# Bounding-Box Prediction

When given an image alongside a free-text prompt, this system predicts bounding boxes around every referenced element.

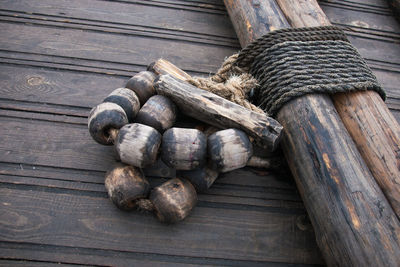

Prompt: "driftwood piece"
[224,0,400,266]
[276,0,400,227]
[148,59,192,81]
[154,74,283,151]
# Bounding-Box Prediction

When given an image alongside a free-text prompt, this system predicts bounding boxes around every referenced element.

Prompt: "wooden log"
[223,0,400,266]
[387,0,400,19]
[276,0,400,226]
[148,59,192,81]
[154,74,283,151]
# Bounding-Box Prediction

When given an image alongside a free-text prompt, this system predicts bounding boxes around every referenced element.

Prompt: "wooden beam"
[223,0,400,266]
[154,74,283,151]
[276,0,400,232]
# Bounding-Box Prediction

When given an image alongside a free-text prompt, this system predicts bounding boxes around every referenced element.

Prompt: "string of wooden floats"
[88,69,283,223]
[87,1,400,265]
[223,0,400,266]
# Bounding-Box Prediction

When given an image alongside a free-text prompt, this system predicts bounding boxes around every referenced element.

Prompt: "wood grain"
[155,74,283,151]
[0,187,323,264]
[277,0,400,223]
[225,0,400,265]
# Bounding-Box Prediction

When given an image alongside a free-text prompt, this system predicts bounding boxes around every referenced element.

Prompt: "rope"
[135,198,154,212]
[236,26,349,69]
[189,54,264,114]
[197,26,385,117]
[251,40,384,115]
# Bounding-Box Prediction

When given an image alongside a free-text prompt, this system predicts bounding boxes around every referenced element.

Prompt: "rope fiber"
[192,26,385,117]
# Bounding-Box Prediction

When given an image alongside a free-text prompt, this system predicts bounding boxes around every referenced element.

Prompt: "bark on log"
[387,0,400,19]
[154,74,283,151]
[276,0,400,226]
[224,0,400,266]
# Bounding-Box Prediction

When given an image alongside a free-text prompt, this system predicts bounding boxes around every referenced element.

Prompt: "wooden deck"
[0,0,399,266]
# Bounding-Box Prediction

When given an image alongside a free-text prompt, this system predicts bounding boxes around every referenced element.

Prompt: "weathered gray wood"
[125,71,157,106]
[103,88,140,122]
[208,128,253,173]
[88,102,128,145]
[150,178,197,224]
[135,95,177,133]
[247,156,282,170]
[115,123,161,168]
[161,128,207,170]
[105,163,150,211]
[177,165,219,193]
[0,187,322,264]
[154,75,283,151]
[225,0,400,266]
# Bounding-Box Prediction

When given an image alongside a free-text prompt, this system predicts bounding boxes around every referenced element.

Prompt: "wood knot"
[27,76,45,86]
[296,214,312,231]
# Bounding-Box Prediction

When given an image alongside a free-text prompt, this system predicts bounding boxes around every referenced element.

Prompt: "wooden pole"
[223,0,400,266]
[276,0,400,224]
[154,74,282,151]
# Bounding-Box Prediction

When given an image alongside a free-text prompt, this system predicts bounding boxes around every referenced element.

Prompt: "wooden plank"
[0,243,214,267]
[0,11,238,48]
[0,260,82,267]
[1,63,399,123]
[0,187,323,264]
[0,170,304,211]
[0,22,236,74]
[0,115,303,209]
[0,161,298,195]
[319,1,398,31]
[0,65,127,109]
[319,0,391,15]
[0,0,237,38]
[0,241,321,267]
[345,34,400,66]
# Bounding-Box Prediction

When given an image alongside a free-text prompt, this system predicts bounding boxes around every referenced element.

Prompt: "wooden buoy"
[208,128,253,172]
[149,178,197,223]
[125,71,157,106]
[88,102,128,145]
[161,128,207,170]
[103,88,140,122]
[177,166,219,193]
[115,123,162,168]
[135,95,177,133]
[105,163,150,210]
[224,1,400,266]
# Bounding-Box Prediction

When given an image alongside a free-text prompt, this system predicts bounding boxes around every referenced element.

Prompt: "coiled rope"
[191,26,385,117]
